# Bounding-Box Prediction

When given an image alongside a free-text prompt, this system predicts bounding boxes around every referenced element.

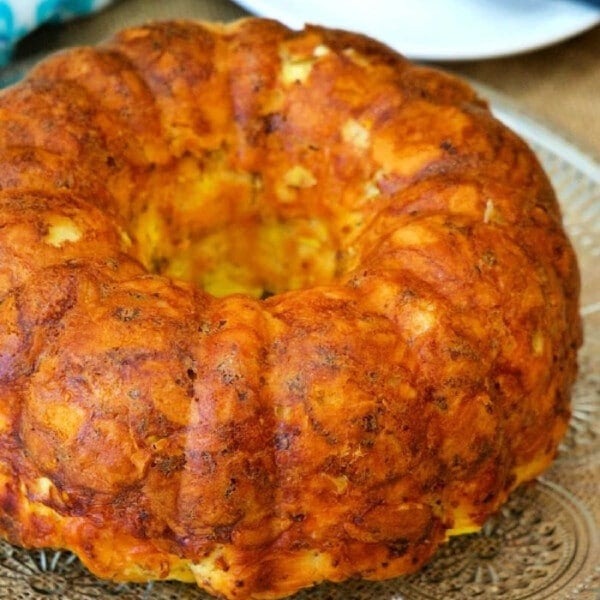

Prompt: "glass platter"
[0,86,598,599]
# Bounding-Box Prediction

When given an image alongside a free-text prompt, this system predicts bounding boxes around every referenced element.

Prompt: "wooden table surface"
[14,0,600,159]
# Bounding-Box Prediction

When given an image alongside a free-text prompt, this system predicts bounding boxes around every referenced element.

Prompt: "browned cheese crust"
[0,18,581,599]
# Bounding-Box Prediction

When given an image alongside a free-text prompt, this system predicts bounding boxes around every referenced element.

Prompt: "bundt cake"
[0,17,581,599]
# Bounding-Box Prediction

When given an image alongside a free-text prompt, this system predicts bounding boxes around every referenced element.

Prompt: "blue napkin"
[0,0,113,66]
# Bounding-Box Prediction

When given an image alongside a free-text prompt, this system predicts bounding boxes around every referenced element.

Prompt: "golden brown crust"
[0,18,580,599]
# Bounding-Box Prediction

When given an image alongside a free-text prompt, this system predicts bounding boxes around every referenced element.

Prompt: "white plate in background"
[233,0,600,60]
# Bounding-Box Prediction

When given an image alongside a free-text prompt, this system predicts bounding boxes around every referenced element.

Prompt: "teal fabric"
[0,0,113,65]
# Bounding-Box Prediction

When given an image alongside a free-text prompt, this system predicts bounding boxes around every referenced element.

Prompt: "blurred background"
[1,0,599,157]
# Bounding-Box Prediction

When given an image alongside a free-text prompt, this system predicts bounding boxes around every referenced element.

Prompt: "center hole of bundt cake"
[128,152,348,298]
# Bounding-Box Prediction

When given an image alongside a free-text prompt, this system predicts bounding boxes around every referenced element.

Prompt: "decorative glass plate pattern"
[0,87,598,599]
